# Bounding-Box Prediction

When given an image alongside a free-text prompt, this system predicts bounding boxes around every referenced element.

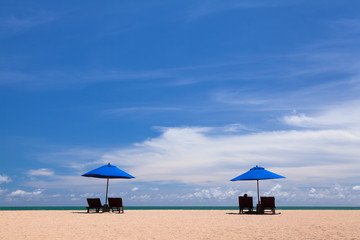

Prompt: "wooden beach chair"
[86,198,103,213]
[238,196,254,214]
[108,197,124,213]
[260,196,276,214]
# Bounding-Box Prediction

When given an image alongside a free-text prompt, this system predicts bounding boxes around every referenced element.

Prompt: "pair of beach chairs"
[86,198,124,213]
[238,196,276,214]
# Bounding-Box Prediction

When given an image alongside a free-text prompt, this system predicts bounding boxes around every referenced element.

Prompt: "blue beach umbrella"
[230,165,285,204]
[82,163,135,205]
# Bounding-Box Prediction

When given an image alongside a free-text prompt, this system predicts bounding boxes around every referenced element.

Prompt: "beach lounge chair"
[108,197,124,213]
[238,196,254,214]
[86,198,103,213]
[260,196,276,214]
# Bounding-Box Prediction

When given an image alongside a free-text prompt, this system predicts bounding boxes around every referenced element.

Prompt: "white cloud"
[283,100,360,129]
[129,194,151,201]
[8,189,43,197]
[223,123,253,132]
[97,122,359,186]
[69,193,79,201]
[49,100,360,192]
[264,184,291,198]
[27,168,54,176]
[80,192,101,198]
[353,185,360,191]
[131,187,139,191]
[283,113,314,127]
[30,100,360,204]
[0,175,11,184]
[191,187,239,200]
[305,184,353,200]
[308,188,330,199]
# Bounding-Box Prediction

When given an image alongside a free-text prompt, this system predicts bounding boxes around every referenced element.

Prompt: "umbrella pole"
[257,179,260,204]
[105,177,109,205]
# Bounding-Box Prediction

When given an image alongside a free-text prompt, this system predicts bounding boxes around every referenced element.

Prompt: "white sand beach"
[0,210,359,240]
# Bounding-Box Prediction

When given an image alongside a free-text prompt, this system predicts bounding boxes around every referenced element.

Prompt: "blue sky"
[1,0,360,206]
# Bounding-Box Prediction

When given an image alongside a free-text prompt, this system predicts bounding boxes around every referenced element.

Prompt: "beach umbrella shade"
[82,163,135,205]
[230,165,285,204]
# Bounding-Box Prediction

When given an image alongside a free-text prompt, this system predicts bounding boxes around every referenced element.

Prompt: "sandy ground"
[0,210,359,240]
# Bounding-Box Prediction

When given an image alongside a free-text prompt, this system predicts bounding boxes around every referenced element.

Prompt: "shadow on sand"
[226,212,281,215]
[72,211,124,214]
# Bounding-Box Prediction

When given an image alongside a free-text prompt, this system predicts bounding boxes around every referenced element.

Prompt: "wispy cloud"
[282,100,360,129]
[187,0,279,21]
[35,148,107,171]
[213,75,360,112]
[0,61,251,89]
[27,168,54,176]
[25,176,109,189]
[1,44,360,93]
[0,15,55,35]
[0,175,12,184]
[104,107,182,115]
[331,18,360,35]
[2,16,54,28]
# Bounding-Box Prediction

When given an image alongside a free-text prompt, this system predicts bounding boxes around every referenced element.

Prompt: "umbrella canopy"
[82,163,135,179]
[82,163,135,205]
[230,166,285,204]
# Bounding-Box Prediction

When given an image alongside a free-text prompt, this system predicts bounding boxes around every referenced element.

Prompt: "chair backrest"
[260,197,275,208]
[239,196,253,209]
[108,198,123,208]
[87,198,102,208]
